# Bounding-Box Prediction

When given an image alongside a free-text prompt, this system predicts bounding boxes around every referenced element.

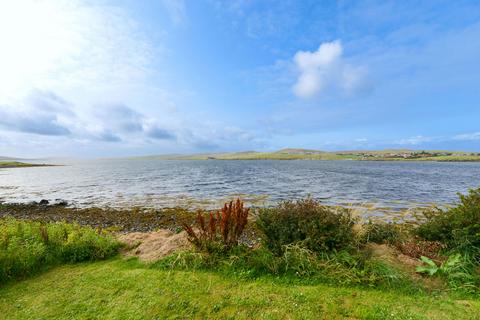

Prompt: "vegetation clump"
[360,221,404,245]
[0,218,120,283]
[416,187,480,260]
[256,198,356,255]
[182,199,249,253]
[4,189,480,296]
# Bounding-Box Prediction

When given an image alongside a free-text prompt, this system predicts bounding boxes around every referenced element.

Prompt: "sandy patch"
[117,229,191,262]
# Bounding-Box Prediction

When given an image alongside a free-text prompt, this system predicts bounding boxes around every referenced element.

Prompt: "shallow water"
[0,159,479,211]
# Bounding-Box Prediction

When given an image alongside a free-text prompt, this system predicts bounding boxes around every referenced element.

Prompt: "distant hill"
[275,148,326,154]
[129,148,480,162]
[0,156,21,161]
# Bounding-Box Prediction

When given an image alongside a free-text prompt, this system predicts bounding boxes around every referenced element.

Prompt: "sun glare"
[0,1,82,103]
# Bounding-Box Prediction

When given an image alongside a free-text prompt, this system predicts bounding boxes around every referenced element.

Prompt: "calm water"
[1,159,480,211]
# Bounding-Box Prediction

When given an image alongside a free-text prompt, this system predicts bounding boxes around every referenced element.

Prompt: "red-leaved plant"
[183,199,249,252]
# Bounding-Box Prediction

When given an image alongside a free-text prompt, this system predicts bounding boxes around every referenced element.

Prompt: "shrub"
[281,243,319,277]
[361,221,403,245]
[155,244,418,291]
[416,254,478,292]
[256,198,356,255]
[0,218,120,283]
[398,237,445,260]
[182,199,249,253]
[416,188,480,259]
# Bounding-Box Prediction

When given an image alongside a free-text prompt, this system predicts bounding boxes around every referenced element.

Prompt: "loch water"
[1,159,480,211]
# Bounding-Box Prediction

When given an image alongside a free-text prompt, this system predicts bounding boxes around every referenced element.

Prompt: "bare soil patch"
[118,229,191,262]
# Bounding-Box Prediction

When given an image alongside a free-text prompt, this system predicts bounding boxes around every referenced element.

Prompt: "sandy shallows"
[117,229,191,262]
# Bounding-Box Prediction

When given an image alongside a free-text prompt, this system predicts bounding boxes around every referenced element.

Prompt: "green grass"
[0,161,50,168]
[1,258,479,320]
[415,155,480,162]
[132,150,480,162]
[0,218,120,283]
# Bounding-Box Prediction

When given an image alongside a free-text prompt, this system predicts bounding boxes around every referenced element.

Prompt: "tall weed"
[0,218,120,283]
[183,199,249,253]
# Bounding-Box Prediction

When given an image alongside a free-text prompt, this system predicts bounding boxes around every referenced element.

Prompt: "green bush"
[154,245,418,291]
[416,188,480,260]
[416,253,479,292]
[0,218,120,283]
[256,198,356,255]
[361,221,403,245]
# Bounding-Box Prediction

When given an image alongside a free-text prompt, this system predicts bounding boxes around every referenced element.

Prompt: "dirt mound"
[117,229,191,262]
[367,243,421,269]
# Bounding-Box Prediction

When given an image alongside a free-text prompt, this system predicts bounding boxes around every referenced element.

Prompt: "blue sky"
[0,0,480,157]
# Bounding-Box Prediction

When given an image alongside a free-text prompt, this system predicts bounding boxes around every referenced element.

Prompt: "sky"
[0,0,480,158]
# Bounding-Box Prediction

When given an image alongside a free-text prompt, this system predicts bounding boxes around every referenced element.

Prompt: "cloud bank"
[0,91,72,136]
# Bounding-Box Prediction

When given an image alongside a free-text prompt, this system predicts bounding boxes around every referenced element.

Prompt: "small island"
[0,161,53,169]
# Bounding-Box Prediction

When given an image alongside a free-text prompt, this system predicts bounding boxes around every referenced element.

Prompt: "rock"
[39,199,49,205]
[54,199,68,206]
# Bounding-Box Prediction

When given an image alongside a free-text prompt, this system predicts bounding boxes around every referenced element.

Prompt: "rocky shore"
[0,202,196,232]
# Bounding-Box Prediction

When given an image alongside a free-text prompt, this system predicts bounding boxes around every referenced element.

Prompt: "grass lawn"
[1,258,478,320]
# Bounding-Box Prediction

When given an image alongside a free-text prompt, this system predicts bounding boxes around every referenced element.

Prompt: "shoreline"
[162,158,480,162]
[0,202,196,232]
[0,200,425,233]
[0,162,56,169]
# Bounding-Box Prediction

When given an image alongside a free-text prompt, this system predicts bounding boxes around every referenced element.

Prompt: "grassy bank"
[1,258,479,320]
[0,218,120,283]
[0,161,52,168]
[2,189,480,318]
[135,149,480,162]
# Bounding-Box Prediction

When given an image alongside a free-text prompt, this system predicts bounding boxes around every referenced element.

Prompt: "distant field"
[134,149,480,162]
[0,161,50,168]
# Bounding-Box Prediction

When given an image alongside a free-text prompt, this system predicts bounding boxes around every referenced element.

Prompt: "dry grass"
[117,230,190,262]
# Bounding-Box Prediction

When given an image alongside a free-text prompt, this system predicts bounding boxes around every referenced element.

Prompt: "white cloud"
[453,132,480,141]
[0,91,177,147]
[90,104,176,142]
[0,1,182,155]
[0,91,74,136]
[292,40,371,99]
[396,135,433,145]
[161,0,187,25]
[0,1,153,105]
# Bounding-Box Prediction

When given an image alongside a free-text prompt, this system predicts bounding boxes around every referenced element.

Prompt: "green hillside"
[131,149,480,162]
[0,161,51,168]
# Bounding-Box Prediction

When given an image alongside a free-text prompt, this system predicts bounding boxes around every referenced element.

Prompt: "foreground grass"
[1,258,479,320]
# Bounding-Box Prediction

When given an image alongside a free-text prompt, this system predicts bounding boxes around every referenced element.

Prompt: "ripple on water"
[0,160,479,214]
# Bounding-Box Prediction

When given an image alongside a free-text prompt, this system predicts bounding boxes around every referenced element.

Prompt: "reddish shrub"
[398,237,446,260]
[183,199,249,252]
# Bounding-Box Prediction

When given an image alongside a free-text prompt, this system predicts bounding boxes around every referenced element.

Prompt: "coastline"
[132,153,480,162]
[0,202,196,232]
[0,162,56,169]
